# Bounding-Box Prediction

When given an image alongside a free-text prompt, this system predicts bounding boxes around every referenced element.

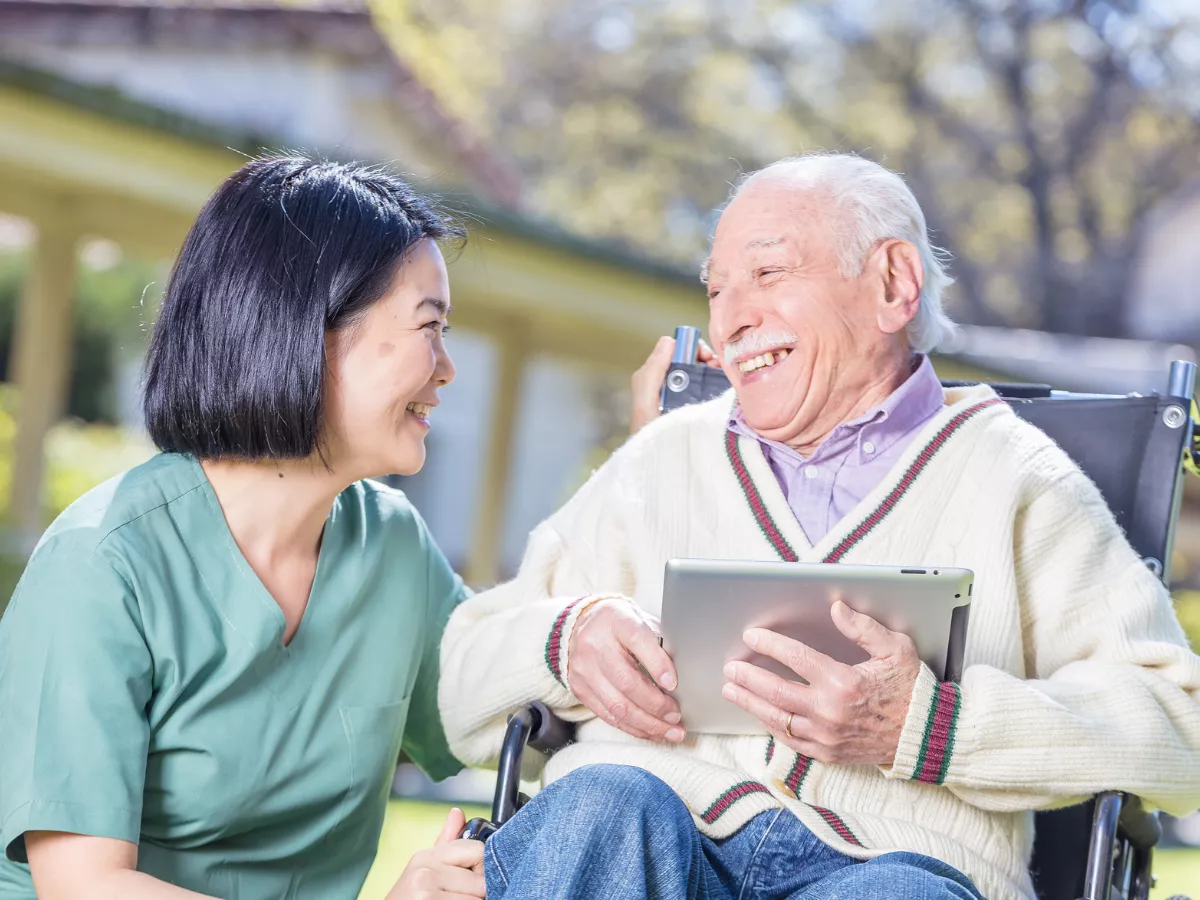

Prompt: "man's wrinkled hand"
[720,600,920,766]
[567,600,686,743]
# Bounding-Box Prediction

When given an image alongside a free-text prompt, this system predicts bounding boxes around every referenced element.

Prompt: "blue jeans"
[485,764,983,900]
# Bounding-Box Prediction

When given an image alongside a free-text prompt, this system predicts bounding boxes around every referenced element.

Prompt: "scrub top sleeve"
[0,545,153,864]
[401,516,469,782]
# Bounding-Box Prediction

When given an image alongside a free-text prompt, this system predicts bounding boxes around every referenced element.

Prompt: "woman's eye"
[424,320,448,335]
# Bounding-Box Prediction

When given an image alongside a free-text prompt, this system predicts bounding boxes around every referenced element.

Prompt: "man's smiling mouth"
[737,348,791,374]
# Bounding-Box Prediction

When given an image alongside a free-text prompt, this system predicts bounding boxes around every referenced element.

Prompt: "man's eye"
[756,268,783,279]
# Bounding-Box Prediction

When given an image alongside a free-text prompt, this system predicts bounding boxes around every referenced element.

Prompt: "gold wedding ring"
[785,712,796,739]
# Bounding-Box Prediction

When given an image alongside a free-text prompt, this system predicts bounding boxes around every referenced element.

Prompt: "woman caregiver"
[0,156,667,900]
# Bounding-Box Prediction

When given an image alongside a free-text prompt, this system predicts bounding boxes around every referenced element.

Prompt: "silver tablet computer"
[659,559,972,735]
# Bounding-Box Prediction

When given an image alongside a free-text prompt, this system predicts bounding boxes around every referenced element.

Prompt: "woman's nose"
[434,340,456,386]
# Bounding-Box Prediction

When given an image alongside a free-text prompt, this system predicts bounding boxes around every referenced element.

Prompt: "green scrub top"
[0,453,465,899]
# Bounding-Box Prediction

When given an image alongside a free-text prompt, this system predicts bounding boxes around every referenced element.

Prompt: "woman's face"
[324,239,455,479]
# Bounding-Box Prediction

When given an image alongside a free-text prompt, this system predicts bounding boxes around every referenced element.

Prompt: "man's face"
[705,180,893,446]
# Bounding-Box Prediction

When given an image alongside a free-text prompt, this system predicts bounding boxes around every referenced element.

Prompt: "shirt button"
[863,441,876,455]
[804,467,819,480]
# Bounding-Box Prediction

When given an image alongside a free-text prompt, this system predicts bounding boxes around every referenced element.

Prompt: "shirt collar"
[727,354,945,457]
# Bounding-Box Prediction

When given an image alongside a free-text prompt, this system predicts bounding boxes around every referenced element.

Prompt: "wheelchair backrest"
[661,358,1197,900]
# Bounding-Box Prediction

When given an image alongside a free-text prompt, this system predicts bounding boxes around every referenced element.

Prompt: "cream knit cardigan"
[439,385,1200,900]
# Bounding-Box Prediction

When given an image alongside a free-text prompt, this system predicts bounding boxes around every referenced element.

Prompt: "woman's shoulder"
[37,453,207,559]
[338,478,428,541]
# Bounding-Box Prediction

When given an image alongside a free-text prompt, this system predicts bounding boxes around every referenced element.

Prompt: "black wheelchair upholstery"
[468,355,1199,900]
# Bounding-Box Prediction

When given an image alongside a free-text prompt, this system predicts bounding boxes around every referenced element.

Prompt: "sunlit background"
[1,0,1199,895]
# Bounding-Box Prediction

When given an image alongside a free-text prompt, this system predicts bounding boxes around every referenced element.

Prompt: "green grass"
[364,801,1200,899]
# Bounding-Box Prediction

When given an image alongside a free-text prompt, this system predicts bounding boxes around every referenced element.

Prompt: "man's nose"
[710,291,763,349]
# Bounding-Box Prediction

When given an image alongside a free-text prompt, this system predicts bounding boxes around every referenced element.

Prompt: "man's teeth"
[737,349,791,374]
[406,402,431,420]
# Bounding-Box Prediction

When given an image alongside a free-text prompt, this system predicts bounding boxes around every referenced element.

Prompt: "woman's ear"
[875,240,923,336]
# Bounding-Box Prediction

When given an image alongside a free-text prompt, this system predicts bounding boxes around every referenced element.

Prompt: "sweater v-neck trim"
[723,390,1008,564]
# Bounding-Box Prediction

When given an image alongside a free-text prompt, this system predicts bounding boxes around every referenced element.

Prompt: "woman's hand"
[386,808,486,900]
[628,335,719,435]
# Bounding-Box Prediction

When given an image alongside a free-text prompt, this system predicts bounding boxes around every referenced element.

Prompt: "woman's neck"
[200,457,351,565]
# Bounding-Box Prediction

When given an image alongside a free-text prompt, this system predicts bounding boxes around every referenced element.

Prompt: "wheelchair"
[464,351,1200,900]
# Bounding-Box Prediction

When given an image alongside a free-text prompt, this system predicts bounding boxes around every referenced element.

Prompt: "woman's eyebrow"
[417,297,452,316]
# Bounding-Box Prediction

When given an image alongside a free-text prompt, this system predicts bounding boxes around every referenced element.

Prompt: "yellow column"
[8,219,79,547]
[465,324,528,587]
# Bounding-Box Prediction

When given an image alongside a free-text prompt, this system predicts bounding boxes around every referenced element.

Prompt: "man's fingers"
[436,808,466,845]
[698,338,722,367]
[600,641,680,723]
[830,600,911,658]
[743,628,841,682]
[721,680,814,738]
[767,728,827,762]
[723,661,810,716]
[586,666,684,742]
[621,619,678,692]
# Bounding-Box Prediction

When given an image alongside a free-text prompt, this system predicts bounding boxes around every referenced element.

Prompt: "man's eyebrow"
[746,236,786,251]
[418,297,452,316]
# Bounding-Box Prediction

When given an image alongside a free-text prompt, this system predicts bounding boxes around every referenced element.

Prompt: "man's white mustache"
[723,330,799,366]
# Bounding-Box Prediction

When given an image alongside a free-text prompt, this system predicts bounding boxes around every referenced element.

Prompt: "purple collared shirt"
[728,355,945,545]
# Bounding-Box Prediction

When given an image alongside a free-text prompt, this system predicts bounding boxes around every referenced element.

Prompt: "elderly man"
[438,153,1200,900]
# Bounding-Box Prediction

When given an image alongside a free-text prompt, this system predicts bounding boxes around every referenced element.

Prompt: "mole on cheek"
[379,341,395,357]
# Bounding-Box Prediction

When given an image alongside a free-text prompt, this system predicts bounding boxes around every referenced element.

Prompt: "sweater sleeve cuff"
[882,663,963,785]
[547,594,631,691]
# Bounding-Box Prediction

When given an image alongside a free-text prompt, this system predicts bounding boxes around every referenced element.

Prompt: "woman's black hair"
[142,154,463,459]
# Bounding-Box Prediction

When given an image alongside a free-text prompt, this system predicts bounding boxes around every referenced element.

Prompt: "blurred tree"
[376,0,1200,337]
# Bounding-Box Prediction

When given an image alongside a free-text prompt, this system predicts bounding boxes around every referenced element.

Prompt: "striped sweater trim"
[544,598,586,685]
[724,429,799,562]
[784,753,813,796]
[765,737,776,765]
[913,682,962,785]
[700,781,772,825]
[726,398,1005,565]
[810,805,864,847]
[823,399,1006,563]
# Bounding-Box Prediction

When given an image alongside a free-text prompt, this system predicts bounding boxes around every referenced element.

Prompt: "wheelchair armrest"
[1117,794,1162,852]
[528,700,576,753]
[470,703,575,840]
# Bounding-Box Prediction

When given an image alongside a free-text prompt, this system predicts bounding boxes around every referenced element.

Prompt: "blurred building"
[0,0,704,581]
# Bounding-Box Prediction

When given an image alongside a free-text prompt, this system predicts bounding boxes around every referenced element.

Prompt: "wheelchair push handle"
[460,702,575,842]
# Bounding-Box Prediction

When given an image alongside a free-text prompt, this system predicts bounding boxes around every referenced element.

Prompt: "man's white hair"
[711,153,957,354]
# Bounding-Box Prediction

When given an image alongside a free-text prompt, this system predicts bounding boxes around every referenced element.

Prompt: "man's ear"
[874,240,923,336]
